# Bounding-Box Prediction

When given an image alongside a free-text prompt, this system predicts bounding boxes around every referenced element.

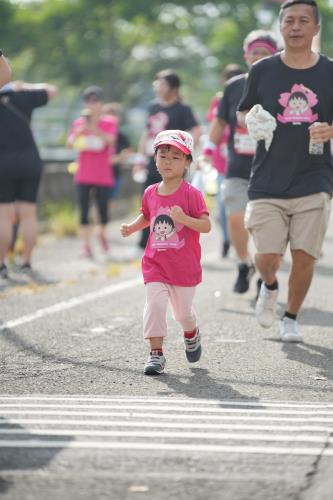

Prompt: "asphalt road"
[0,207,332,500]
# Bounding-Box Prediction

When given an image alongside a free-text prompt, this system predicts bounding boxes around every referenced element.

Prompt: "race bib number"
[234,127,256,156]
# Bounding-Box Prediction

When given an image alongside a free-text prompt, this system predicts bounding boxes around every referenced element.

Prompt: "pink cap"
[153,130,194,156]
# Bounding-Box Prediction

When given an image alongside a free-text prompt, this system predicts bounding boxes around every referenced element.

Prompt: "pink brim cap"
[155,140,191,155]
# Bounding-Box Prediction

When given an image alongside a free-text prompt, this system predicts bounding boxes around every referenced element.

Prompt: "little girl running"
[120,130,211,375]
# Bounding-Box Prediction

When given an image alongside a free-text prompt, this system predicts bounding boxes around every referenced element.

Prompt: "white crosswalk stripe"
[1,396,333,456]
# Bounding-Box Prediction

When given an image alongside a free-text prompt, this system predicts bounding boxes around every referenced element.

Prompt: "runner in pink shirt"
[120,130,211,375]
[67,86,117,258]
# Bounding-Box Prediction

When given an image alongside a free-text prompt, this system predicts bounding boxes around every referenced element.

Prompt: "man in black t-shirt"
[0,81,58,278]
[133,69,201,251]
[238,0,333,342]
[207,31,278,294]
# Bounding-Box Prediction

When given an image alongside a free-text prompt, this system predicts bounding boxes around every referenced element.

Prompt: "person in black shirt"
[238,0,333,342]
[207,31,278,294]
[0,81,58,278]
[133,69,201,252]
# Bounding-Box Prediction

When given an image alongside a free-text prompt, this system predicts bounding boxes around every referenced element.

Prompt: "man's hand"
[309,122,333,144]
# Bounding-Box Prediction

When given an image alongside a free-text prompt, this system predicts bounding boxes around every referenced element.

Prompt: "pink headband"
[244,40,278,57]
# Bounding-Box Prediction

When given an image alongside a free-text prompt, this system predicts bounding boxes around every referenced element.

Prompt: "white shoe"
[255,283,278,328]
[279,317,303,343]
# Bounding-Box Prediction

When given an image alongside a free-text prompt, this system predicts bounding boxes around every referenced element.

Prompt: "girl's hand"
[170,205,186,224]
[120,223,132,237]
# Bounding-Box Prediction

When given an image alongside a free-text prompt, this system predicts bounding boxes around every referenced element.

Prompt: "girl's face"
[155,145,190,181]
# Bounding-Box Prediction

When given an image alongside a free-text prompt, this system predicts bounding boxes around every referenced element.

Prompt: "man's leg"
[287,249,315,315]
[0,203,15,266]
[16,201,38,265]
[228,211,250,262]
[255,252,281,285]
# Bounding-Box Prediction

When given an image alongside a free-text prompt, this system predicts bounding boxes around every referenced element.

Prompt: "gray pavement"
[0,205,333,500]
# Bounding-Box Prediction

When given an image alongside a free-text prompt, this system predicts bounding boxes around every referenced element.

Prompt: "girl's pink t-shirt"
[68,115,117,186]
[141,181,209,287]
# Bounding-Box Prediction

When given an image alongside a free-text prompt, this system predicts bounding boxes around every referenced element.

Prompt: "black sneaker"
[233,263,255,294]
[20,263,33,276]
[222,241,230,258]
[0,264,8,279]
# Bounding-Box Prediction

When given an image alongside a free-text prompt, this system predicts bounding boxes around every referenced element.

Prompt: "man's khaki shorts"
[244,192,332,259]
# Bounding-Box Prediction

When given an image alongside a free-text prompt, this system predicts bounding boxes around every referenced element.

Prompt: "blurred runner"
[67,86,117,258]
[206,31,278,293]
[0,80,58,279]
[203,63,245,258]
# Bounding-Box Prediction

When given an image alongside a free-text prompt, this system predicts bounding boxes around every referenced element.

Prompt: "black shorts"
[0,173,41,203]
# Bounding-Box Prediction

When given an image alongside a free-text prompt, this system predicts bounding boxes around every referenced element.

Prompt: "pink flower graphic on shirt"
[277,84,318,124]
[151,207,185,250]
[148,112,169,136]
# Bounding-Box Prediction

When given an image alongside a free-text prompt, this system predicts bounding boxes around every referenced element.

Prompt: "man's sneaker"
[233,263,255,293]
[0,264,8,279]
[144,352,166,375]
[279,317,303,343]
[184,328,201,363]
[255,282,278,328]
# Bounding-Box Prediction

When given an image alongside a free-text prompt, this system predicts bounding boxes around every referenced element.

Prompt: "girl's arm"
[120,213,150,237]
[170,206,211,233]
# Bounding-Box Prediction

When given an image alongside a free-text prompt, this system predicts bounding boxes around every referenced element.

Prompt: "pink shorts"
[143,282,197,339]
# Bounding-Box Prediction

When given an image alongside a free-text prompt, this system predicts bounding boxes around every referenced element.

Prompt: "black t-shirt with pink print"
[238,53,333,200]
[145,99,198,167]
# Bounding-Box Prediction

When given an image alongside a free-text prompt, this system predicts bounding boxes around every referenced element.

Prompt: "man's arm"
[0,54,12,88]
[10,81,58,100]
[208,117,227,146]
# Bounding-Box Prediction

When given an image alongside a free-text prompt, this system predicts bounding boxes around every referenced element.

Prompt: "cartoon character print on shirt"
[277,84,318,125]
[145,112,170,156]
[151,207,185,251]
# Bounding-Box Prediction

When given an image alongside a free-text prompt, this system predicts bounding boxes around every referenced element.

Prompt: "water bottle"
[309,122,324,155]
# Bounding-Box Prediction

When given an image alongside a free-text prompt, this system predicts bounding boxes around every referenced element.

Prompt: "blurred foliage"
[2,0,333,116]
[40,201,79,237]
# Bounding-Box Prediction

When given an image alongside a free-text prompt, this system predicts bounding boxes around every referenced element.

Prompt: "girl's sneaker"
[144,352,166,375]
[184,328,202,363]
